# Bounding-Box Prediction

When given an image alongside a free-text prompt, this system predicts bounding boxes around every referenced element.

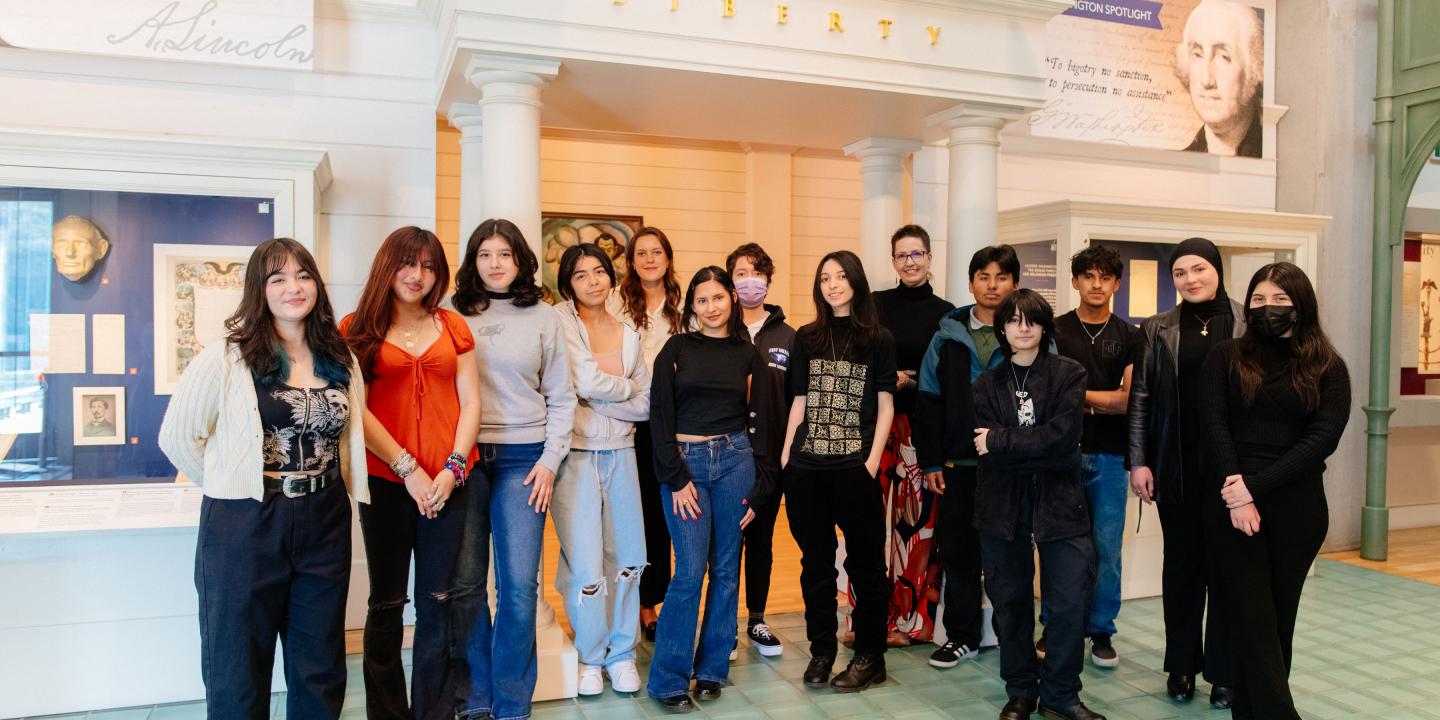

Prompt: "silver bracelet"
[390,450,419,479]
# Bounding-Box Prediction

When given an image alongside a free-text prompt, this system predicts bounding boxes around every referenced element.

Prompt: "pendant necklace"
[400,314,428,351]
[1198,316,1212,337]
[1080,315,1111,345]
[1011,361,1036,427]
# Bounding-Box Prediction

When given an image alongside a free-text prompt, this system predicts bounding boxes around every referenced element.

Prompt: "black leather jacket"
[1126,300,1246,504]
[972,352,1089,542]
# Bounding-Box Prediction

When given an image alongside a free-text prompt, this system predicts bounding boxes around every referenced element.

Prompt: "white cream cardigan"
[158,341,370,504]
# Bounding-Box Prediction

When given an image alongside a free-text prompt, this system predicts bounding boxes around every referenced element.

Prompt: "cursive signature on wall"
[105,0,313,66]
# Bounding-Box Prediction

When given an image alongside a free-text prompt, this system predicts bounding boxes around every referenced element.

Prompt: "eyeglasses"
[892,251,929,264]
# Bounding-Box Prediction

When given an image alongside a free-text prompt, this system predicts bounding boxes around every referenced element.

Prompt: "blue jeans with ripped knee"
[552,446,649,667]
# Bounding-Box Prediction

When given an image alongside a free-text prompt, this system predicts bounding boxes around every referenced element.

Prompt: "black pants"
[195,479,351,720]
[740,472,784,617]
[636,421,673,608]
[1207,477,1328,720]
[1157,494,1232,685]
[936,464,984,647]
[786,463,891,657]
[359,475,471,720]
[980,500,1095,709]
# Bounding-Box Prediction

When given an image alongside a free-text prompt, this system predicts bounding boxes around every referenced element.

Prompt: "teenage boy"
[1038,244,1138,669]
[915,244,1020,668]
[726,242,796,658]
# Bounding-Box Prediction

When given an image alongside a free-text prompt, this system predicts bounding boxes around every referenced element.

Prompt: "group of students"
[158,218,1349,720]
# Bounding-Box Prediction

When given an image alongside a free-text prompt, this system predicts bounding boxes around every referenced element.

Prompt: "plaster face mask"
[1247,304,1297,338]
[51,216,110,282]
[734,277,769,308]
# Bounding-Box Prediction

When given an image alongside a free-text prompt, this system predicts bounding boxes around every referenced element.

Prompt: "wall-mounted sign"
[0,0,315,70]
[1029,0,1267,158]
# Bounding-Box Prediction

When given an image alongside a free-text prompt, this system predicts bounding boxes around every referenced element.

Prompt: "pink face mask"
[734,277,768,308]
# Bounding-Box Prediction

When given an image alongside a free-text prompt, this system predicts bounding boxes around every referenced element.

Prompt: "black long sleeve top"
[649,331,776,505]
[875,282,953,415]
[1197,336,1351,500]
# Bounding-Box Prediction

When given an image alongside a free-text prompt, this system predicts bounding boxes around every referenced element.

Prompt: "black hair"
[890,224,931,251]
[993,288,1056,358]
[682,266,747,339]
[804,250,879,356]
[557,243,617,302]
[453,218,544,314]
[1070,244,1124,280]
[968,244,1020,282]
[725,242,776,281]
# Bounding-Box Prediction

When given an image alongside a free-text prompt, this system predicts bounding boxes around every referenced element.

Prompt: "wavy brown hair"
[453,218,544,314]
[1235,262,1338,410]
[803,250,880,356]
[344,226,449,381]
[226,238,352,386]
[618,226,682,333]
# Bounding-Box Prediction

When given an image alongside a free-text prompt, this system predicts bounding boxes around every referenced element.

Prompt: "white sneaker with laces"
[577,663,605,696]
[607,660,641,693]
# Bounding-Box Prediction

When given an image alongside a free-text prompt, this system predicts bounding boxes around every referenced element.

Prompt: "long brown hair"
[453,218,544,314]
[344,226,449,381]
[619,226,682,333]
[1234,262,1337,410]
[226,238,353,386]
[804,250,880,356]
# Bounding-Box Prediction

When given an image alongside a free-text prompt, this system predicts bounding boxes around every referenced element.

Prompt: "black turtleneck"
[875,281,954,414]
[1176,301,1231,495]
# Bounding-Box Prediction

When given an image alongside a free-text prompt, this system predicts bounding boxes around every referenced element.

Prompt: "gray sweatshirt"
[456,296,577,473]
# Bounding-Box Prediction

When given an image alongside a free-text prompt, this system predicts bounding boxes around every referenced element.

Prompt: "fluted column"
[844,138,921,286]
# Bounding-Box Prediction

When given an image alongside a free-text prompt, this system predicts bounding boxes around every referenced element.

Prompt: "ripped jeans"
[552,446,649,667]
[358,474,471,720]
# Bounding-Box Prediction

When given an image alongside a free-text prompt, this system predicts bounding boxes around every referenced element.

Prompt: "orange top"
[340,308,479,483]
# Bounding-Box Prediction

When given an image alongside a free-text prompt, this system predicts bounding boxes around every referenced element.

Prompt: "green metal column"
[1362,0,1394,560]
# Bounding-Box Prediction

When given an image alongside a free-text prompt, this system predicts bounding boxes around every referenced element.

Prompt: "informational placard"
[28,313,87,374]
[92,314,127,375]
[1030,0,1267,158]
[0,485,202,534]
[0,0,315,70]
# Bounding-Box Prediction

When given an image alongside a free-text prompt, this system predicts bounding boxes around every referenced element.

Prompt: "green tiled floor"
[32,559,1440,719]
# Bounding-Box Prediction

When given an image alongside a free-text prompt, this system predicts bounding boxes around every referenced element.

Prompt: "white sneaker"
[607,660,641,693]
[730,641,739,661]
[577,663,605,696]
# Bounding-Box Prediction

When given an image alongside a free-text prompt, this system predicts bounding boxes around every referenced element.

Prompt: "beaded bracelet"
[444,451,468,487]
[390,450,419,479]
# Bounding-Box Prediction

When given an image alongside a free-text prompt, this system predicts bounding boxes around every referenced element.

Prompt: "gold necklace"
[399,314,428,350]
[1198,316,1212,337]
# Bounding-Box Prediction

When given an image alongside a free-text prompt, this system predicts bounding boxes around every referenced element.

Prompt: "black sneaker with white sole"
[1089,633,1119,668]
[928,640,978,668]
[747,623,784,657]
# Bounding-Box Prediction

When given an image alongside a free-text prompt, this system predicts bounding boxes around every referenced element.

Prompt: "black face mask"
[1248,304,1297,338]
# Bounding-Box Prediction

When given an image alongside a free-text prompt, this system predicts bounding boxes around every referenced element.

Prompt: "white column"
[843,138,921,288]
[467,55,560,256]
[446,102,484,245]
[926,104,1024,304]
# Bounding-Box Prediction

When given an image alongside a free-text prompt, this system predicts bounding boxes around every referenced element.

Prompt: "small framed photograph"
[73,386,126,446]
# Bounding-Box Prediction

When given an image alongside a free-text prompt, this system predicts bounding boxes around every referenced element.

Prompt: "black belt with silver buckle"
[263,467,340,499]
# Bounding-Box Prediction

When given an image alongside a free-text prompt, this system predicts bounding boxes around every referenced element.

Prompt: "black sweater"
[649,332,777,506]
[875,282,953,414]
[1198,336,1351,500]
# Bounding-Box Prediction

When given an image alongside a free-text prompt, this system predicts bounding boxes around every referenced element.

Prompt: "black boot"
[1000,696,1037,719]
[694,680,723,700]
[1037,702,1107,720]
[830,653,886,693]
[654,694,695,713]
[1209,685,1234,709]
[1167,673,1196,701]
[803,655,835,688]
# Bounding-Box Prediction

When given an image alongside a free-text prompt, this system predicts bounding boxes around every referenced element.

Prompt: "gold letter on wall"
[878,18,893,38]
[927,25,941,44]
[723,0,734,16]
[777,4,789,23]
[672,0,679,9]
[828,12,844,32]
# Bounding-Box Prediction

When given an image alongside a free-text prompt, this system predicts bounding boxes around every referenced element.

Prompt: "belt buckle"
[281,474,311,498]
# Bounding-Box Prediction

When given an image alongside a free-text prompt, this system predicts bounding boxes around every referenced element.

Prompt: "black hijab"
[1170,237,1233,323]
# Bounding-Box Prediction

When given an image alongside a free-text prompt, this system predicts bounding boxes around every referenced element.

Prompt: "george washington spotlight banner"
[1029,0,1267,158]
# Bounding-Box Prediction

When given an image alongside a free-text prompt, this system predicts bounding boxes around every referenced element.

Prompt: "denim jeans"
[454,442,547,720]
[552,447,648,667]
[646,431,755,699]
[195,478,351,720]
[359,475,470,720]
[1039,452,1126,638]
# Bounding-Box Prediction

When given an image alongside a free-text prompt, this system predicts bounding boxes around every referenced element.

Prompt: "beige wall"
[437,121,868,328]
